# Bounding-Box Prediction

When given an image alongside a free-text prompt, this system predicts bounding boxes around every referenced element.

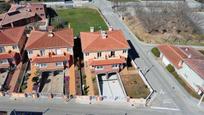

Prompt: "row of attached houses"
[0,23,130,95]
[80,28,129,75]
[158,44,204,94]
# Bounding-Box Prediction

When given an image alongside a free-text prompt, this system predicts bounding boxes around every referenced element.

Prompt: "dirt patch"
[123,16,204,45]
[121,73,150,98]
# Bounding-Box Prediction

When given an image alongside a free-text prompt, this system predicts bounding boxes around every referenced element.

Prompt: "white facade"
[178,63,204,92]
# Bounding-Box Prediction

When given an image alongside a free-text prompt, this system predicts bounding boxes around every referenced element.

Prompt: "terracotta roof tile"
[184,59,204,80]
[0,52,15,60]
[180,47,204,60]
[25,28,74,49]
[88,58,126,66]
[80,30,129,52]
[158,44,187,69]
[0,27,25,45]
[32,55,70,63]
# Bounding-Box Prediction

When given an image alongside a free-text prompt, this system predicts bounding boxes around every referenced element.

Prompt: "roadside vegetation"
[165,64,201,99]
[116,1,204,45]
[151,47,160,57]
[51,8,108,36]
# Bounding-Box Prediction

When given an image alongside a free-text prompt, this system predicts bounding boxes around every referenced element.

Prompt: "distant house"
[158,44,204,93]
[80,28,129,74]
[0,3,46,28]
[25,28,74,72]
[0,27,26,69]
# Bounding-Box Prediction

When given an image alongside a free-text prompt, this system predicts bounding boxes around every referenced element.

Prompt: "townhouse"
[80,28,129,75]
[0,27,26,70]
[25,28,74,72]
[0,27,27,91]
[158,44,204,94]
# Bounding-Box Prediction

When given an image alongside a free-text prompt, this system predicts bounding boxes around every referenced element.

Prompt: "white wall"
[178,62,204,92]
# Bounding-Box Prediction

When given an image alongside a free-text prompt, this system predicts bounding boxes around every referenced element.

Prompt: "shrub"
[0,2,11,14]
[166,64,175,73]
[21,84,27,91]
[151,47,160,57]
[92,77,96,82]
[32,77,39,83]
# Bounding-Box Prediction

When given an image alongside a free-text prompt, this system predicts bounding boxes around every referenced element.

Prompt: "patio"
[40,71,64,94]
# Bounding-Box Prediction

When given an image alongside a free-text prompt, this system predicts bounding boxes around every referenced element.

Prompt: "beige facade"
[83,49,128,74]
[27,47,73,59]
[83,49,128,62]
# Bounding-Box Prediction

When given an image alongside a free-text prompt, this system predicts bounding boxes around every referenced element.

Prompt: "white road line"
[150,106,180,111]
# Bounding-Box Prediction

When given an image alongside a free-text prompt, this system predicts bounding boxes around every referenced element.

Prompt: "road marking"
[150,106,180,111]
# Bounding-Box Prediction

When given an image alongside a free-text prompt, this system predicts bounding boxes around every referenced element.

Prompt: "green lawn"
[53,8,108,36]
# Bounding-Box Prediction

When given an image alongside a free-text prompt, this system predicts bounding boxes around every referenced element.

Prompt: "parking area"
[97,73,126,98]
[40,71,64,94]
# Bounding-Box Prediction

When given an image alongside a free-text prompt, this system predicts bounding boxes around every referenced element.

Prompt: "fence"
[130,59,155,106]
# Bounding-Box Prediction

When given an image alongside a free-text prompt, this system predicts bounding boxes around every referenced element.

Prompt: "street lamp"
[197,85,204,106]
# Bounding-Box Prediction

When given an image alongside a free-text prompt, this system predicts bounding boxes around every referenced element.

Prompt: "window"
[123,50,127,53]
[56,62,63,66]
[40,14,44,16]
[110,51,115,57]
[27,50,33,55]
[12,45,18,50]
[39,63,47,68]
[36,8,39,10]
[40,8,43,10]
[40,49,45,56]
[85,53,89,56]
[0,59,8,64]
[56,49,62,55]
[95,66,103,70]
[112,64,118,68]
[97,52,102,58]
[0,47,5,53]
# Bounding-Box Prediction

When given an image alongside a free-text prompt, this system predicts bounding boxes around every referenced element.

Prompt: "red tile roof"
[80,30,129,52]
[25,28,74,49]
[158,44,187,69]
[0,27,25,45]
[184,59,204,80]
[88,58,126,66]
[32,54,70,63]
[0,11,36,26]
[0,52,15,60]
[180,47,204,60]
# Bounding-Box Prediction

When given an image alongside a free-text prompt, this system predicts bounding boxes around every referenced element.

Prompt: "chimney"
[178,60,183,67]
[101,30,107,39]
[108,26,113,31]
[90,27,94,32]
[48,26,54,37]
[188,54,192,58]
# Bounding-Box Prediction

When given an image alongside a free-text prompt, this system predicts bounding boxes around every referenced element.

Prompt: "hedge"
[166,64,175,73]
[151,47,160,57]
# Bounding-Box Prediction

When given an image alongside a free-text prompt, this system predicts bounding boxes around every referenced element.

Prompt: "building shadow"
[127,40,140,60]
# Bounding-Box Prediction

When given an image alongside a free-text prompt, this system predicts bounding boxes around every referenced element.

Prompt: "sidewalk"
[25,65,36,93]
[84,67,95,96]
[68,64,76,95]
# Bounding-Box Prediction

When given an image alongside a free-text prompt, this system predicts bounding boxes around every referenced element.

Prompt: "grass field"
[54,8,108,36]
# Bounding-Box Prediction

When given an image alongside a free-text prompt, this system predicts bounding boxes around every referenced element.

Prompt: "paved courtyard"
[98,73,126,99]
[41,71,64,94]
[0,69,8,89]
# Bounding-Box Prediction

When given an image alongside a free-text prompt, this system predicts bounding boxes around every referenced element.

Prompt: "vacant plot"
[121,73,150,98]
[53,8,108,36]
